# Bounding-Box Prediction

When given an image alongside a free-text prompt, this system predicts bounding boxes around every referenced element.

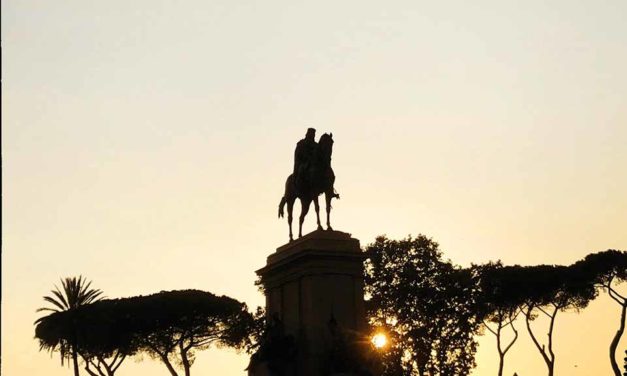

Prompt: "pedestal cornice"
[256,230,365,283]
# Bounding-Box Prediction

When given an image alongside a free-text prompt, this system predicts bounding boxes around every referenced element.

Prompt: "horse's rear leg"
[299,198,311,238]
[287,199,295,241]
[314,196,323,230]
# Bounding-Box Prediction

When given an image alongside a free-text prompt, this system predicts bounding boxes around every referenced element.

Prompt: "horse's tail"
[278,196,287,218]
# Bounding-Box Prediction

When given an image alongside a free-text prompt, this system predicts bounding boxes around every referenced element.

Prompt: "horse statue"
[278,133,339,241]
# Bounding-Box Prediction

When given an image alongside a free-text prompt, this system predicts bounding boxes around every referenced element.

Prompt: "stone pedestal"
[256,230,367,375]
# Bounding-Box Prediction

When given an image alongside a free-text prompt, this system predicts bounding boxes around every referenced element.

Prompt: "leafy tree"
[36,289,253,376]
[132,290,252,376]
[571,250,627,376]
[241,306,268,355]
[518,265,596,376]
[36,276,104,376]
[364,235,481,376]
[477,262,525,376]
[36,299,134,376]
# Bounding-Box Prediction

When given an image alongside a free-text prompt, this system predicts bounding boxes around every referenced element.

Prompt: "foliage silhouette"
[512,264,596,376]
[571,250,627,376]
[121,290,251,376]
[36,276,104,376]
[364,236,624,376]
[476,262,525,376]
[364,235,480,376]
[36,298,135,376]
[246,313,298,375]
[36,289,253,376]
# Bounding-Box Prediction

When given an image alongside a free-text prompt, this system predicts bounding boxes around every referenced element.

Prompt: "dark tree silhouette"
[517,265,596,376]
[36,289,253,376]
[241,306,268,355]
[364,235,480,376]
[36,299,135,376]
[131,290,252,376]
[571,250,627,376]
[36,276,104,376]
[477,262,525,376]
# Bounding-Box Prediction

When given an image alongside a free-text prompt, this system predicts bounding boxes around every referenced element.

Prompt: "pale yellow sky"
[2,1,627,375]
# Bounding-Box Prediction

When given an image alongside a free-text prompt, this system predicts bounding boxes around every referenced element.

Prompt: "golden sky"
[2,1,627,375]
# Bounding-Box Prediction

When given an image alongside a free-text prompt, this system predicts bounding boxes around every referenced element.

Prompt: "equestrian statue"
[279,128,339,241]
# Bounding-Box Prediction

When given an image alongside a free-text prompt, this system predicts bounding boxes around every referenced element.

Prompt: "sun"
[372,333,387,349]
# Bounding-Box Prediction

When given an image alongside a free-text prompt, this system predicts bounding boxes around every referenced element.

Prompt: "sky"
[2,1,627,375]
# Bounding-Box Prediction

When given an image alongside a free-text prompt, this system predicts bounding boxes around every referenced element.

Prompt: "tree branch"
[158,352,179,376]
[609,304,626,376]
[524,308,551,366]
[112,354,126,373]
[536,306,552,318]
[80,355,104,376]
[502,320,519,355]
[482,321,498,336]
[608,285,626,303]
[547,305,558,364]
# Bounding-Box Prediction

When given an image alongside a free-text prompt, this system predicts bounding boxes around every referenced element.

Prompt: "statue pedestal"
[256,230,368,375]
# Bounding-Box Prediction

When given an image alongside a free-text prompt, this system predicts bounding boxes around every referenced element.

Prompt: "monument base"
[255,229,370,376]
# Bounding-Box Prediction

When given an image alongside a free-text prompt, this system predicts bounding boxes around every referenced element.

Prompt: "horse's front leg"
[314,196,323,230]
[325,191,336,231]
[287,199,295,241]
[299,198,312,238]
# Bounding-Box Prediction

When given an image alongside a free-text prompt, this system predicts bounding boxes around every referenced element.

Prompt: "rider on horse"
[280,128,339,240]
[293,128,318,192]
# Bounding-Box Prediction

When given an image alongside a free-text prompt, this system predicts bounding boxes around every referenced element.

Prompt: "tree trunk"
[497,353,504,376]
[72,346,80,376]
[496,323,504,376]
[180,343,191,376]
[525,307,554,376]
[159,354,179,376]
[546,307,557,376]
[610,303,626,376]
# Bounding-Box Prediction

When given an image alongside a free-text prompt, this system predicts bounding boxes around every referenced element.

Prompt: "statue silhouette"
[279,130,339,241]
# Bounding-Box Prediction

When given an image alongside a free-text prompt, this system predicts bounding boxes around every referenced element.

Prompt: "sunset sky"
[3,1,627,375]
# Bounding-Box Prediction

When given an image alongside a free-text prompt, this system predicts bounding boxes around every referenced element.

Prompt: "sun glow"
[372,333,387,349]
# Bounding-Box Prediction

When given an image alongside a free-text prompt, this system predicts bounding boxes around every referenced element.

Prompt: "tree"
[571,250,627,376]
[477,262,525,376]
[517,265,596,376]
[364,235,481,376]
[36,276,104,376]
[36,289,254,376]
[132,290,252,376]
[36,299,134,376]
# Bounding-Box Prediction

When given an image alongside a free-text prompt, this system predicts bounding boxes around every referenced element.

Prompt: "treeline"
[35,237,626,376]
[35,289,257,376]
[365,235,627,376]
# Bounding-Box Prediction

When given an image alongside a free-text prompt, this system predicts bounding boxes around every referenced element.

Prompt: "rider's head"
[306,128,316,141]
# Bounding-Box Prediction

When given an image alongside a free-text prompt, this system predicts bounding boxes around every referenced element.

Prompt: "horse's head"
[318,133,334,161]
[319,133,333,150]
